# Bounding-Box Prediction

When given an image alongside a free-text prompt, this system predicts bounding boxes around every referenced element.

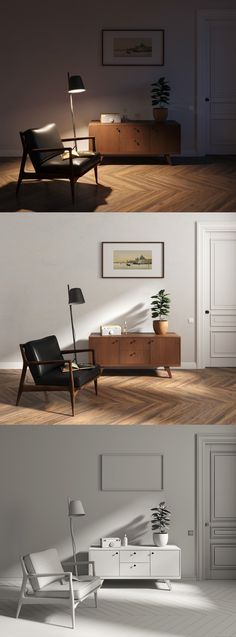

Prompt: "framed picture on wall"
[102,29,164,66]
[102,242,164,278]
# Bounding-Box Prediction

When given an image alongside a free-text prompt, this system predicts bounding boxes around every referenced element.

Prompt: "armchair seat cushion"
[39,153,101,178]
[37,364,101,388]
[33,576,101,601]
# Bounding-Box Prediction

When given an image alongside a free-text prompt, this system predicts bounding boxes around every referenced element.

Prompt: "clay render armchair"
[16,548,101,629]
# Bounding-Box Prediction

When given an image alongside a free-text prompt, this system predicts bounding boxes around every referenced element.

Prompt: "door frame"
[196,221,236,369]
[197,10,236,155]
[196,433,236,580]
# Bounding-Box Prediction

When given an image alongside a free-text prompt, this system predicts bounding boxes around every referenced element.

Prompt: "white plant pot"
[153,532,168,547]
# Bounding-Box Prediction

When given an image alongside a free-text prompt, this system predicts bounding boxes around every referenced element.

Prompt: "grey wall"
[1,0,236,154]
[0,425,235,580]
[1,212,235,367]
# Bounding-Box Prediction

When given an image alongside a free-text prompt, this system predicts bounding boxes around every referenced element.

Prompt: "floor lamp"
[67,285,85,365]
[68,498,85,577]
[67,73,86,153]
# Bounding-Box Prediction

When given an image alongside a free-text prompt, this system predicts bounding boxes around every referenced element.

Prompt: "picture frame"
[102,29,164,66]
[102,242,164,279]
[101,453,164,491]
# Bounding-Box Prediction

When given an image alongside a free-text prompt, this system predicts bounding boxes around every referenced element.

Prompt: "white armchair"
[16,547,101,629]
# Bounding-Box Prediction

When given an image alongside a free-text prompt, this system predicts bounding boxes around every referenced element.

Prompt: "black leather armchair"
[16,123,102,204]
[16,335,101,416]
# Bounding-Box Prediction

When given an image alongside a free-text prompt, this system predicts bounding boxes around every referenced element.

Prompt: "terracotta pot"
[153,532,168,547]
[153,320,168,335]
[153,107,168,122]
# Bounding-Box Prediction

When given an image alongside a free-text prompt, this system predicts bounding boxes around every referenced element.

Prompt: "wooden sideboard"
[89,545,181,587]
[89,120,181,164]
[89,332,181,377]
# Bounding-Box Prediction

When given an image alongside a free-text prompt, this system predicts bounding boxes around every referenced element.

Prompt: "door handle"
[205,98,210,102]
[205,522,209,527]
[205,310,210,314]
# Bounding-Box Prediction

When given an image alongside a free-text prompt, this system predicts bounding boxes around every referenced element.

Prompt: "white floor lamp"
[68,498,85,576]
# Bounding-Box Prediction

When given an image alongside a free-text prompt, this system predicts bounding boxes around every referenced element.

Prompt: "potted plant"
[151,289,170,335]
[151,501,171,547]
[151,77,170,121]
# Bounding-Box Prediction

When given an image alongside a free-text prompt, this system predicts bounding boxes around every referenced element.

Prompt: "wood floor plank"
[0,157,236,212]
[0,368,235,425]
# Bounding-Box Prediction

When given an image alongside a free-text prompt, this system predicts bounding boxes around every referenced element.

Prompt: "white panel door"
[203,443,236,579]
[197,11,236,154]
[198,224,236,367]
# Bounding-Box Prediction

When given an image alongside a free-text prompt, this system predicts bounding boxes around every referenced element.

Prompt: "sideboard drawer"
[120,562,150,577]
[120,550,150,563]
[119,348,150,365]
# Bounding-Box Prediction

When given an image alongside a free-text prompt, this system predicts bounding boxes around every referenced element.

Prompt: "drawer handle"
[130,352,136,357]
[112,340,118,344]
[151,552,154,555]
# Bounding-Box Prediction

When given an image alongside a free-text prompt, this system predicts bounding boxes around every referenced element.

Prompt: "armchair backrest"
[22,335,64,381]
[21,123,64,170]
[22,548,64,591]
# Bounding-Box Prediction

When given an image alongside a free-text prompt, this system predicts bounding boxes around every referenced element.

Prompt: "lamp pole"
[67,73,86,153]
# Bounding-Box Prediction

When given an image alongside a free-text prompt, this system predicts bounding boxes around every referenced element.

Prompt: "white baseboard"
[0,361,197,370]
[180,362,197,370]
[0,363,22,369]
[0,150,202,158]
[0,150,20,157]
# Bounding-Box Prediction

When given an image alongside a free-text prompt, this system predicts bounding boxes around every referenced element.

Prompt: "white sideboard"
[89,545,181,590]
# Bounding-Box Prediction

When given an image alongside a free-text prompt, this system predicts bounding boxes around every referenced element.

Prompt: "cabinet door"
[89,123,121,153]
[150,122,180,154]
[89,550,119,577]
[150,336,181,366]
[89,337,120,366]
[150,550,181,578]
[120,124,150,154]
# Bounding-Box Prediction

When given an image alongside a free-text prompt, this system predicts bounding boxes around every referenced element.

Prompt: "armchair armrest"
[64,560,96,576]
[62,348,96,365]
[31,147,73,153]
[26,571,74,596]
[61,136,97,152]
[25,359,73,366]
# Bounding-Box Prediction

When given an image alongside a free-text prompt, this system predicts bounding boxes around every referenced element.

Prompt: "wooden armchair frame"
[16,344,99,416]
[16,131,101,205]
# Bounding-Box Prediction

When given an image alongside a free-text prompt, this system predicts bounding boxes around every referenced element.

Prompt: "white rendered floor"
[0,580,236,636]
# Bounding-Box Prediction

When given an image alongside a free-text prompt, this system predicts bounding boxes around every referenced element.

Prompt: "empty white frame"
[101,453,163,491]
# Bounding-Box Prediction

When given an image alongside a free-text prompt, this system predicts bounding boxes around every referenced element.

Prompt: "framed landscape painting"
[102,30,164,66]
[102,242,164,278]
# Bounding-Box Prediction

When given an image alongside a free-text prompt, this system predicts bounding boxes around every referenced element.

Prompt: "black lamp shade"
[68,287,85,304]
[68,74,86,94]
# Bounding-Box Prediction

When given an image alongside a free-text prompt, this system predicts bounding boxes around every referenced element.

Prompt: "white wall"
[1,0,235,155]
[0,212,235,367]
[0,424,235,580]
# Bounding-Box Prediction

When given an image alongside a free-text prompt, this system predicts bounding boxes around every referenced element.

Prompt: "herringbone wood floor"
[1,157,236,212]
[1,580,236,635]
[0,368,235,425]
